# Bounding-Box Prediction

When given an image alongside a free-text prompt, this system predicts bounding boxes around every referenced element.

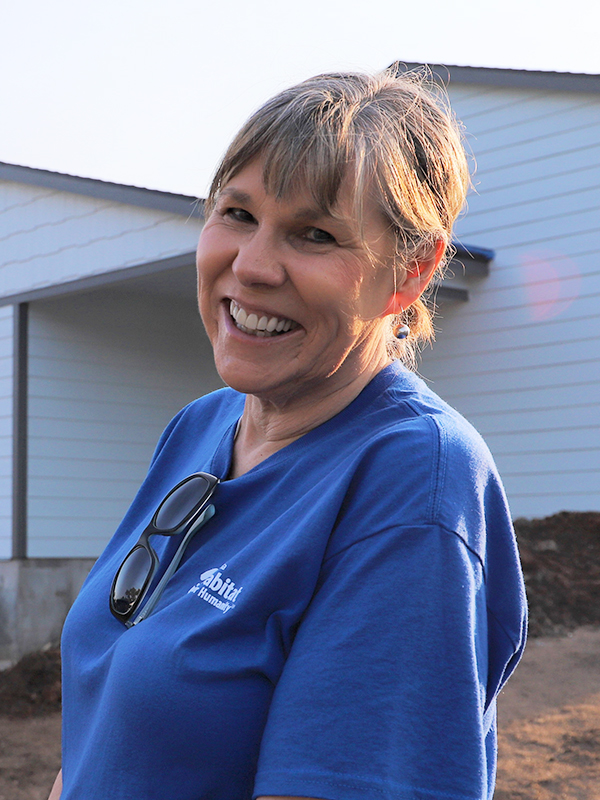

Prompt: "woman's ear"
[383,240,445,315]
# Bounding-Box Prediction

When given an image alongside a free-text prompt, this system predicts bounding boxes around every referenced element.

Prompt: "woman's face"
[196,158,396,404]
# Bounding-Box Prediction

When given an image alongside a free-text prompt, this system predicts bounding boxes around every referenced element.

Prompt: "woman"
[51,67,526,800]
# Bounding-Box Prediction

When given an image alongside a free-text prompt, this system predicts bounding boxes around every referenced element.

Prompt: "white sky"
[1,0,599,197]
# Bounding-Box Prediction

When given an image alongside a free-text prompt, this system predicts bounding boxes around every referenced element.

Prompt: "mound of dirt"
[0,648,61,718]
[0,510,599,718]
[515,511,600,638]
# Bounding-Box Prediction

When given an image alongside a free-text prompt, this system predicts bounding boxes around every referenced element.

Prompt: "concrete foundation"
[0,558,95,669]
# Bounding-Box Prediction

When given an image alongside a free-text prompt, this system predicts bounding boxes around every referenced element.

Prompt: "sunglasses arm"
[128,504,216,627]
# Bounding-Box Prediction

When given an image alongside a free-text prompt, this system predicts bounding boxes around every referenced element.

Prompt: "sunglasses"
[110,472,219,627]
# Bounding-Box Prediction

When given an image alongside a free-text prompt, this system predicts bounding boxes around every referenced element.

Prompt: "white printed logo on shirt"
[187,564,243,614]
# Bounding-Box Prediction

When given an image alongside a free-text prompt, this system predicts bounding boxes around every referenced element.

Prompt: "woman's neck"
[228,355,391,479]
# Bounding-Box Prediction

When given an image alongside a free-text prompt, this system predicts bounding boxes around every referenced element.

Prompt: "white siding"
[421,84,600,518]
[27,285,223,558]
[0,180,201,298]
[0,306,12,558]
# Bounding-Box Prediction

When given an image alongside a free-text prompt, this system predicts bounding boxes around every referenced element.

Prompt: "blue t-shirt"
[61,362,526,800]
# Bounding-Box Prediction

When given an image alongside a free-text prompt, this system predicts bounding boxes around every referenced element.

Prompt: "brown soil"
[0,510,599,800]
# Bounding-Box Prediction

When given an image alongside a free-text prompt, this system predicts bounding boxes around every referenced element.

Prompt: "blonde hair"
[206,65,470,365]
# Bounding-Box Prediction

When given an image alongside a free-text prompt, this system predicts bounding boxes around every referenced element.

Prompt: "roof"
[400,62,600,93]
[0,161,203,218]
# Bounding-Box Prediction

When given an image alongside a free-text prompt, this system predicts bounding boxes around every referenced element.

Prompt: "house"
[1,64,598,664]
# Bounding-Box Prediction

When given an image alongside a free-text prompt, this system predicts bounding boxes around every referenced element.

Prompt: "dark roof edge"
[400,62,600,93]
[0,161,204,218]
[452,242,495,261]
[0,251,197,307]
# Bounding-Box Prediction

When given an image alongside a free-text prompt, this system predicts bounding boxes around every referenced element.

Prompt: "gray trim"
[453,243,494,262]
[12,303,28,560]
[449,252,490,279]
[0,251,197,307]
[431,284,469,302]
[399,63,600,94]
[0,162,204,218]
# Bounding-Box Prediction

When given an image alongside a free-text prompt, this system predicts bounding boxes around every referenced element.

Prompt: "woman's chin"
[215,359,288,398]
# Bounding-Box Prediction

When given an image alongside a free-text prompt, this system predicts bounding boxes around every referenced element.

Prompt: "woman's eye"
[225,207,255,224]
[305,227,336,244]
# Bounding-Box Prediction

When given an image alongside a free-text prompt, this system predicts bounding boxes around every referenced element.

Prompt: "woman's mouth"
[228,300,299,338]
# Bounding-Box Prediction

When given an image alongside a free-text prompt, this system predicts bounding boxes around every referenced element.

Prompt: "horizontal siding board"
[27,399,186,428]
[501,471,600,495]
[25,532,119,559]
[29,481,142,506]
[459,403,599,434]
[424,334,600,372]
[463,182,600,228]
[29,457,149,481]
[473,142,600,186]
[427,281,600,326]
[0,207,192,265]
[424,359,598,393]
[450,87,538,119]
[0,193,108,240]
[424,339,600,379]
[28,435,155,463]
[28,495,139,519]
[0,182,201,298]
[29,379,204,408]
[425,313,599,354]
[448,254,599,294]
[473,118,600,161]
[497,450,600,474]
[28,416,174,442]
[468,98,600,139]
[465,168,600,217]
[0,182,56,213]
[457,206,600,248]
[475,426,600,453]
[442,381,600,416]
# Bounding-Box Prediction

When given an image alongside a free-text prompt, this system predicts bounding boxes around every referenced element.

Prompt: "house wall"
[0,179,201,298]
[0,306,12,559]
[420,84,600,517]
[27,286,222,558]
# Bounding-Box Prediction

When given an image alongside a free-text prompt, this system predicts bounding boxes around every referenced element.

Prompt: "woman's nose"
[231,230,287,288]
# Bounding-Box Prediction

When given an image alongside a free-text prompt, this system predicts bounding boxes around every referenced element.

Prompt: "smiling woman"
[53,66,526,800]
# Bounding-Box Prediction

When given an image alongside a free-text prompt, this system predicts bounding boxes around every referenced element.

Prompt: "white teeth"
[228,300,297,337]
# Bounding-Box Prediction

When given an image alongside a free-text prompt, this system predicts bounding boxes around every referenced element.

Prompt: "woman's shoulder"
[368,362,497,475]
[345,363,511,553]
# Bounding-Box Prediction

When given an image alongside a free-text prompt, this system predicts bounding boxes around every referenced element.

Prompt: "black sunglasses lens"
[154,475,211,530]
[112,547,153,615]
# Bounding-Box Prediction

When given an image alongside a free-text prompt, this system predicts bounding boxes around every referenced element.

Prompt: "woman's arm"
[47,769,62,800]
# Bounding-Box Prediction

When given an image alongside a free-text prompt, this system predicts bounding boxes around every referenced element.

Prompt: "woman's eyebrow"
[218,188,252,204]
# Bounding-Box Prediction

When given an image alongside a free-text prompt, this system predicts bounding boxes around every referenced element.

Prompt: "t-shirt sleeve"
[254,524,492,800]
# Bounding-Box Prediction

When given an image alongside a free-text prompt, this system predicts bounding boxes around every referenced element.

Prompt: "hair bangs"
[259,113,357,217]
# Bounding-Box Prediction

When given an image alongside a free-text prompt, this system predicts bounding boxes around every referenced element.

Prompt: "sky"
[1,0,599,198]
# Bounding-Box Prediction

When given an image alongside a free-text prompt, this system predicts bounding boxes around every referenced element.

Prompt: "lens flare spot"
[520,250,582,321]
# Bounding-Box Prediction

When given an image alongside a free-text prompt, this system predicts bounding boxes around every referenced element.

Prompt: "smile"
[229,300,299,338]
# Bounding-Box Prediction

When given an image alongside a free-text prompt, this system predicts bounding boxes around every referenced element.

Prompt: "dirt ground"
[1,510,599,800]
